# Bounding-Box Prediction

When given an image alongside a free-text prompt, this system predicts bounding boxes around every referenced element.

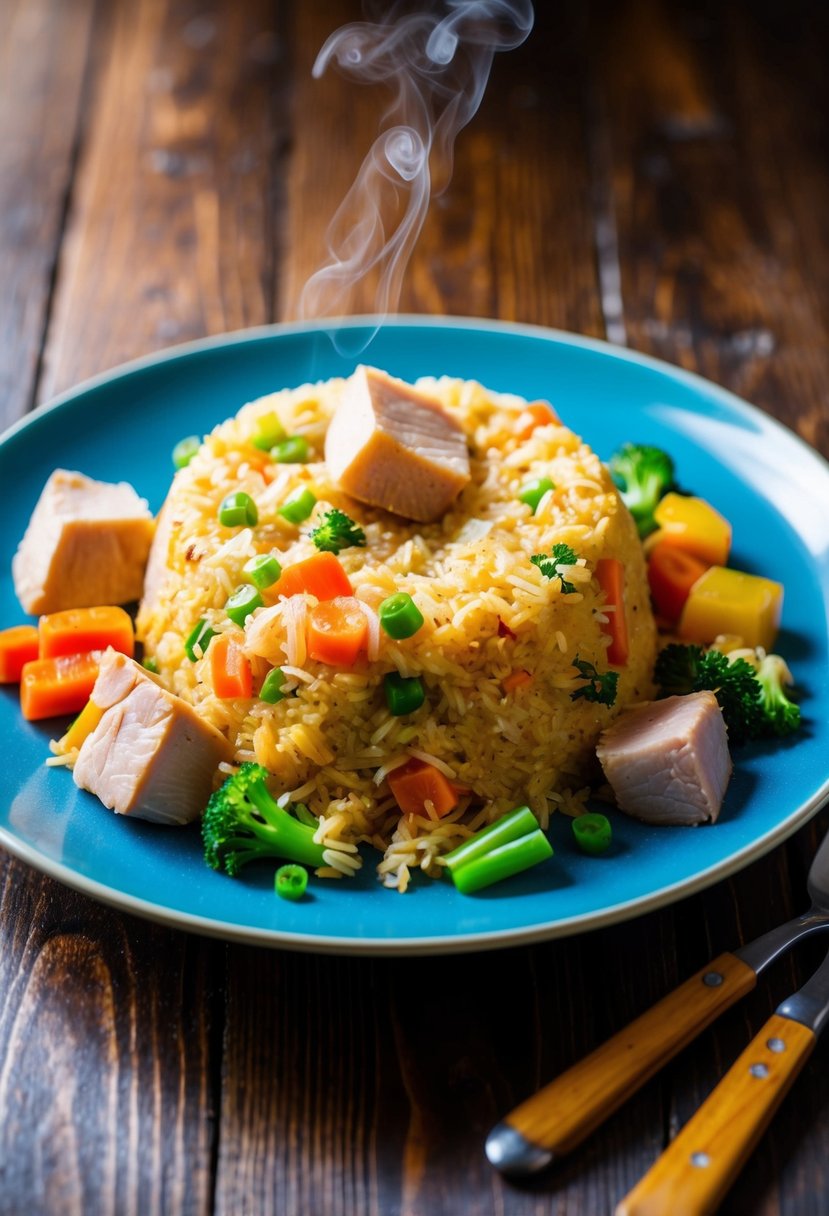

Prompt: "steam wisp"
[298,2,534,345]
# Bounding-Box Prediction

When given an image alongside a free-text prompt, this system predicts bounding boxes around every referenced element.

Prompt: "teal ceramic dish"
[1,318,827,955]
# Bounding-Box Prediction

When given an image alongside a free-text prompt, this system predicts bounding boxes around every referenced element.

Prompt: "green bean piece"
[275,864,309,901]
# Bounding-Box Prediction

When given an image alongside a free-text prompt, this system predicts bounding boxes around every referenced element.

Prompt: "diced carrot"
[502,669,533,694]
[210,632,253,699]
[306,597,368,667]
[0,625,39,683]
[273,551,353,602]
[595,557,629,666]
[38,606,134,660]
[20,651,103,721]
[497,617,516,640]
[516,401,560,439]
[647,542,710,623]
[387,758,459,819]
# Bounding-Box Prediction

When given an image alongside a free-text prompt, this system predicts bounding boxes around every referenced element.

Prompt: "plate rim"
[2,314,828,956]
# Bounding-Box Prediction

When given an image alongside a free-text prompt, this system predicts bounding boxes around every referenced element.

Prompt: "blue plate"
[2,318,828,955]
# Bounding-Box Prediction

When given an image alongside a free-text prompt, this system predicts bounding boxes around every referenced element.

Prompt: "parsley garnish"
[530,543,579,593]
[570,656,618,706]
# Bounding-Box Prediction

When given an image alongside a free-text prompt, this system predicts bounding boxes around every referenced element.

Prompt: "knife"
[486,826,829,1179]
[616,941,829,1215]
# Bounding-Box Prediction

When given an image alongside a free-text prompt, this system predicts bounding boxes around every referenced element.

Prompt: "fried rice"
[136,373,657,890]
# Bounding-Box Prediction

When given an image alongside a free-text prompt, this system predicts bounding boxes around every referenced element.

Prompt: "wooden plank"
[592,1,829,1211]
[0,0,95,428]
[0,0,289,1212]
[215,6,672,1216]
[0,853,219,1215]
[280,0,604,335]
[590,0,829,454]
[39,0,286,399]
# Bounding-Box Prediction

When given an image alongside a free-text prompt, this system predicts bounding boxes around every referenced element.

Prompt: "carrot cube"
[20,652,103,721]
[38,605,134,660]
[0,625,40,683]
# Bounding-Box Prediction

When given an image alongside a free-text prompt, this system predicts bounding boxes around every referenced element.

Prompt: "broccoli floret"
[531,543,580,594]
[756,653,801,737]
[608,443,675,537]
[654,643,764,744]
[309,508,366,555]
[570,656,618,706]
[202,762,326,876]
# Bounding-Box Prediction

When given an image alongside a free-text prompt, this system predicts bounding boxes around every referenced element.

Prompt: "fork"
[485,827,829,1179]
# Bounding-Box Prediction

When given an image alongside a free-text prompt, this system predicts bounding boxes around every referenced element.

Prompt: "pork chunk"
[73,649,232,825]
[596,691,732,825]
[13,470,155,614]
[324,366,470,523]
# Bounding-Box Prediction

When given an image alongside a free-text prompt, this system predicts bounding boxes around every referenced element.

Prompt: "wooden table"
[2,1,828,1212]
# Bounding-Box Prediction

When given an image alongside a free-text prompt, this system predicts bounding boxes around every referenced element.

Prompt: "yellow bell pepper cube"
[679,566,783,651]
[653,493,732,566]
[54,698,104,755]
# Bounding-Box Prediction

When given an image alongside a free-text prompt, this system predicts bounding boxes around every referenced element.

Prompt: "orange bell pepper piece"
[647,542,709,623]
[652,493,732,567]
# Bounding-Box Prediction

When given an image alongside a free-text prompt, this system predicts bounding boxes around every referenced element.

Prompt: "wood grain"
[617,1014,817,1216]
[0,852,219,1216]
[2,2,829,1215]
[0,0,95,428]
[39,0,287,399]
[591,0,829,455]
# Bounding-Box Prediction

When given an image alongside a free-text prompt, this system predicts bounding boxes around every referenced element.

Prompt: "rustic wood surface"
[1,1,827,1214]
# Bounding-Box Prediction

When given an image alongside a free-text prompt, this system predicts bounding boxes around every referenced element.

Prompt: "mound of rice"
[137,373,656,890]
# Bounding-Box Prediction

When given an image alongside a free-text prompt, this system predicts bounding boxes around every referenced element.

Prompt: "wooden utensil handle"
[616,1012,815,1216]
[504,952,755,1158]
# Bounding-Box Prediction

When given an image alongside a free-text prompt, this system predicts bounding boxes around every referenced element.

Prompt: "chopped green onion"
[571,812,612,856]
[184,619,217,662]
[294,802,318,829]
[271,435,309,464]
[142,656,159,674]
[378,592,424,640]
[384,672,425,716]
[278,487,317,524]
[219,491,258,528]
[225,585,264,627]
[275,863,308,901]
[518,477,555,513]
[449,830,553,895]
[260,667,287,704]
[172,435,200,470]
[251,412,286,451]
[443,805,539,875]
[243,553,282,590]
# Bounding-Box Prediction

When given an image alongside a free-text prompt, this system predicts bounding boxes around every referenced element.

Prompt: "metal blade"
[778,942,829,1037]
[807,828,829,910]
